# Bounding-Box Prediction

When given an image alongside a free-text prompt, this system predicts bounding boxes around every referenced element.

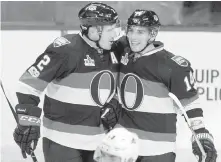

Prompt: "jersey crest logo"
[110,52,118,64]
[84,55,95,66]
[121,53,129,65]
[171,56,189,67]
[53,37,71,47]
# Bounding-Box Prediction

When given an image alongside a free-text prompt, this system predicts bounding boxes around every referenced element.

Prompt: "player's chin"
[130,46,141,52]
[129,43,140,52]
[104,42,113,50]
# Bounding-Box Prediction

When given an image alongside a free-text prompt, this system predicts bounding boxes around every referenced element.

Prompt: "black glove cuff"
[16,104,42,126]
[16,104,42,117]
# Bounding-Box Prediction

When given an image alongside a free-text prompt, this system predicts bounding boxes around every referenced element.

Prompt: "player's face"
[127,26,150,52]
[99,23,121,50]
[98,152,121,162]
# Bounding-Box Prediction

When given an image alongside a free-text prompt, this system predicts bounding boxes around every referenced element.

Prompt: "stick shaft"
[168,92,206,161]
[0,80,38,162]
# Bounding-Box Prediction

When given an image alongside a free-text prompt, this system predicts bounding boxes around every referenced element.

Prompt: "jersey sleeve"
[16,37,76,106]
[170,64,198,100]
[167,56,205,130]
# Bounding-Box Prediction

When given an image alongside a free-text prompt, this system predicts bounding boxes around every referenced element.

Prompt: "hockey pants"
[43,137,95,162]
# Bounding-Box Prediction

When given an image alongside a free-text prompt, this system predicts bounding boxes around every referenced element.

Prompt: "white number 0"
[184,71,196,91]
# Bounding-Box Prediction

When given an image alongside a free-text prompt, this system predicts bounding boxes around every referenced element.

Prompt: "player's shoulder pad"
[53,35,71,48]
[52,34,78,48]
[160,50,191,69]
[45,34,80,54]
[156,50,193,79]
[47,34,78,49]
[170,55,191,68]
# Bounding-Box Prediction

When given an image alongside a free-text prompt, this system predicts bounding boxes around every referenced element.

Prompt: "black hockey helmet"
[78,2,119,26]
[127,9,161,28]
[126,10,161,53]
[78,2,120,49]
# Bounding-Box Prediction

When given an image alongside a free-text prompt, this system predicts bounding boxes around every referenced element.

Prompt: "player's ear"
[149,28,158,42]
[88,26,100,41]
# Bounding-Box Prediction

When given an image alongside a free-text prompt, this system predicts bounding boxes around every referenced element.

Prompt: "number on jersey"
[184,71,196,91]
[28,55,50,77]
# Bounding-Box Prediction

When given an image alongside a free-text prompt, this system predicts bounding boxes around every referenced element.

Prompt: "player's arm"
[168,56,217,162]
[16,41,71,105]
[14,37,74,159]
[169,65,204,130]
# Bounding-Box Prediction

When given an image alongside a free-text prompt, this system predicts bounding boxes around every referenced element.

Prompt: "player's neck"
[81,33,99,50]
[141,43,155,56]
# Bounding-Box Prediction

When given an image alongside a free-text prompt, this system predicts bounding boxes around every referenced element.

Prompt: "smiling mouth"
[130,42,140,46]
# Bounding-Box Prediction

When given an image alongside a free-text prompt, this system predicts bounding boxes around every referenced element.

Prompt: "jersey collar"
[142,41,164,56]
[79,33,99,50]
[132,42,164,61]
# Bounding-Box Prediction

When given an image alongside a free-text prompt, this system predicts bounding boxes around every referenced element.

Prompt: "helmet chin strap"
[85,26,104,51]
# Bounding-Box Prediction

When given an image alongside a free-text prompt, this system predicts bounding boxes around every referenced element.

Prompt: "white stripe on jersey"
[16,81,42,97]
[122,91,176,114]
[46,82,112,107]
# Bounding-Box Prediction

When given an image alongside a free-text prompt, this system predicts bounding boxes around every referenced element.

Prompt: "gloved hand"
[13,104,42,158]
[100,97,121,131]
[192,128,217,162]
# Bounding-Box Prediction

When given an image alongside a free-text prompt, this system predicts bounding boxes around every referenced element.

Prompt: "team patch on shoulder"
[171,56,189,67]
[53,37,71,47]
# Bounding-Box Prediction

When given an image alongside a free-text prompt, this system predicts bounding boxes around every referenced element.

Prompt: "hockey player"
[115,10,217,162]
[13,2,121,162]
[94,127,139,162]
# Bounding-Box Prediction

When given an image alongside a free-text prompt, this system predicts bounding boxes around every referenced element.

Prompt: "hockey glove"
[13,104,41,158]
[192,128,217,162]
[100,97,121,131]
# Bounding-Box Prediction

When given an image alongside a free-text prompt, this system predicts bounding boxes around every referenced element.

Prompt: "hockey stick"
[168,92,206,162]
[0,80,38,162]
